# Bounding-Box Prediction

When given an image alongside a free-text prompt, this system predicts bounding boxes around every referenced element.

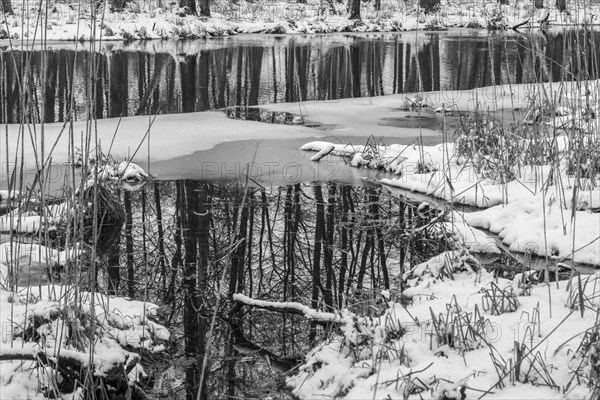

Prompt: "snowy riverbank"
[1,0,599,42]
[299,79,600,265]
[287,264,600,399]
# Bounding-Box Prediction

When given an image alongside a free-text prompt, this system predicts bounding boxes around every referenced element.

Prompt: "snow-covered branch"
[232,293,342,324]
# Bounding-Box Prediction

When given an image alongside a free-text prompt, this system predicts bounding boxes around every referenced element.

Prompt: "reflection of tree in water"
[3,31,599,123]
[109,181,456,398]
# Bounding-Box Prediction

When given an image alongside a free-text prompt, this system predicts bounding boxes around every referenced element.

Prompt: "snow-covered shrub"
[121,28,135,41]
[454,109,559,183]
[485,7,507,30]
[135,25,150,39]
[102,23,115,36]
[466,19,483,28]
[404,250,480,288]
[264,23,287,34]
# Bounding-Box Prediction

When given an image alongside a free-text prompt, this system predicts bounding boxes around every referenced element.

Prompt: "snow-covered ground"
[287,261,600,399]
[0,0,598,42]
[290,73,600,398]
[0,257,169,398]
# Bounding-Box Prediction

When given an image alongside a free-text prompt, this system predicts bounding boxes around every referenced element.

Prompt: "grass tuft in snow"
[481,282,520,315]
[567,272,600,312]
[428,297,491,352]
[566,314,600,397]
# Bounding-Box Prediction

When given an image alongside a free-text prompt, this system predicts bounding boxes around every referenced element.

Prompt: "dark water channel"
[1,29,600,123]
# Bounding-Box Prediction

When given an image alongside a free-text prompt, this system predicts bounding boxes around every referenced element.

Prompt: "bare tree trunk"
[109,0,129,11]
[183,181,209,400]
[262,189,278,280]
[199,0,210,16]
[179,56,197,112]
[228,192,251,398]
[257,189,267,294]
[179,0,197,14]
[1,0,13,14]
[323,185,336,311]
[141,187,149,284]
[229,203,249,296]
[154,182,167,297]
[285,44,296,103]
[398,201,406,293]
[309,185,325,343]
[347,0,360,19]
[196,185,210,400]
[107,233,121,295]
[246,201,255,298]
[370,190,389,289]
[282,187,293,355]
[356,231,371,293]
[168,181,183,306]
[110,52,128,117]
[124,191,135,298]
[345,189,357,297]
[338,186,349,308]
[290,183,301,351]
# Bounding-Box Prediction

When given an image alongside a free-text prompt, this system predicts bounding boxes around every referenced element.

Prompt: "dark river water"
[1,29,599,123]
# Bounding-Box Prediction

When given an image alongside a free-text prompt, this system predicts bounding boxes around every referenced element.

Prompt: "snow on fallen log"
[309,143,335,161]
[232,293,343,324]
